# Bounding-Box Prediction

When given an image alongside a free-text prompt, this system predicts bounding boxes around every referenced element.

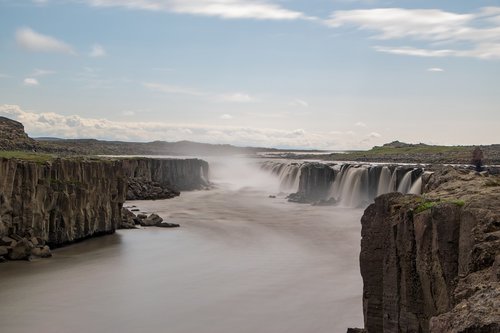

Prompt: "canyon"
[0,116,499,332]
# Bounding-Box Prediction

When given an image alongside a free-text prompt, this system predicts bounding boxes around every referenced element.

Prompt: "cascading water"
[263,161,424,208]
[408,176,422,195]
[397,169,414,194]
[377,166,392,196]
[333,166,370,207]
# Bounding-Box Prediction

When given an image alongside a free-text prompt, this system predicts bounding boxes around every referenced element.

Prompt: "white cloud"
[427,67,444,72]
[89,44,106,57]
[0,104,382,149]
[23,78,39,86]
[32,69,55,76]
[355,121,367,128]
[327,7,500,60]
[220,114,233,119]
[122,110,136,116]
[290,99,309,108]
[369,132,381,138]
[216,93,255,103]
[144,82,256,103]
[15,27,76,55]
[85,0,308,20]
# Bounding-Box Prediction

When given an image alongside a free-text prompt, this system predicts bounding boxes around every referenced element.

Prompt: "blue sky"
[0,0,499,149]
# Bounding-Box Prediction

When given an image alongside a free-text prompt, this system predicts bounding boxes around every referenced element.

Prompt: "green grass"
[0,151,55,163]
[414,199,465,214]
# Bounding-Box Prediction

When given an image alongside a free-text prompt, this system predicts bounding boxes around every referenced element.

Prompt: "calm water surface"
[0,160,363,333]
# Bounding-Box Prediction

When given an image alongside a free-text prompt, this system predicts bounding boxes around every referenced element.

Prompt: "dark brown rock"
[358,169,500,332]
[8,238,34,260]
[140,213,163,227]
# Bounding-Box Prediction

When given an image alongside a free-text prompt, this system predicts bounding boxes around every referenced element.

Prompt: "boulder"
[31,245,52,258]
[156,222,180,228]
[140,213,163,227]
[8,238,34,260]
[120,207,137,229]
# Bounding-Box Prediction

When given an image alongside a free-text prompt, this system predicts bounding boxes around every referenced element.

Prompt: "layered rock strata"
[356,168,500,332]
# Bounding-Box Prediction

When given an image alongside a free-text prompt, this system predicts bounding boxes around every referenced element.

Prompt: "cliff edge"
[357,167,500,332]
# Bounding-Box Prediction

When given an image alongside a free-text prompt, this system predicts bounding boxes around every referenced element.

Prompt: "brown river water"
[0,158,364,333]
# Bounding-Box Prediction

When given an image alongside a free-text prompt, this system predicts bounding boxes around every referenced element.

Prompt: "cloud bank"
[0,104,382,149]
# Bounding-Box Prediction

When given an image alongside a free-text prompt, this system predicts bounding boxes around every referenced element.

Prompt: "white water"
[0,158,363,333]
[377,166,392,196]
[397,170,414,194]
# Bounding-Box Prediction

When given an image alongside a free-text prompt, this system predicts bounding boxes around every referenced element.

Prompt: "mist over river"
[0,158,363,333]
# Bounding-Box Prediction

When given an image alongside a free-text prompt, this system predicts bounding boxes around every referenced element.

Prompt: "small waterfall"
[377,166,392,196]
[278,164,301,193]
[328,165,370,207]
[397,170,414,194]
[388,167,398,193]
[408,176,422,195]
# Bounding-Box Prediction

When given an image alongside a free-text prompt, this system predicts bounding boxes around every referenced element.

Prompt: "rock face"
[0,116,38,151]
[123,158,210,200]
[0,157,128,247]
[287,163,335,203]
[358,168,500,332]
[0,156,209,260]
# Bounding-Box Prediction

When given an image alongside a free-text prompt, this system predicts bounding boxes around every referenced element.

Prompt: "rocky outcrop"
[356,168,500,332]
[123,158,209,200]
[0,116,38,151]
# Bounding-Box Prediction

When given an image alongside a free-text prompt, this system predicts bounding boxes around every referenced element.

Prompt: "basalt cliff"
[354,167,500,332]
[0,156,209,261]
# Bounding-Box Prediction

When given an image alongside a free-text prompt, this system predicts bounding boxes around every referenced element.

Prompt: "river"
[0,158,364,333]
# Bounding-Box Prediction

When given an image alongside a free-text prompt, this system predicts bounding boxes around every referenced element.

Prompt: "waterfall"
[397,170,414,194]
[263,161,425,208]
[336,166,369,207]
[408,176,422,195]
[377,166,392,196]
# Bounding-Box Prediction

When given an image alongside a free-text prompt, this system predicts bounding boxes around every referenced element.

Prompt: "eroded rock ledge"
[354,167,500,332]
[0,156,209,261]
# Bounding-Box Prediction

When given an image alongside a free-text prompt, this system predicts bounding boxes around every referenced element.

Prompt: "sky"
[0,0,499,149]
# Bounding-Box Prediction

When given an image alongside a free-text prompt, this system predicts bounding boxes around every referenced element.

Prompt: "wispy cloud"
[31,69,55,76]
[89,44,106,57]
[84,0,309,21]
[16,27,76,54]
[220,114,233,120]
[327,7,500,60]
[23,78,39,86]
[216,93,255,103]
[355,121,367,128]
[427,67,444,72]
[0,104,383,149]
[143,82,256,103]
[289,99,309,108]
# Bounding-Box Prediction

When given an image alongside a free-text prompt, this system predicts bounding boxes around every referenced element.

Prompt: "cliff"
[0,157,127,249]
[0,156,210,261]
[357,167,500,332]
[0,117,38,151]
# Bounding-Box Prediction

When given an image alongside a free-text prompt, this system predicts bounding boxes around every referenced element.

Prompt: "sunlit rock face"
[359,168,500,333]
